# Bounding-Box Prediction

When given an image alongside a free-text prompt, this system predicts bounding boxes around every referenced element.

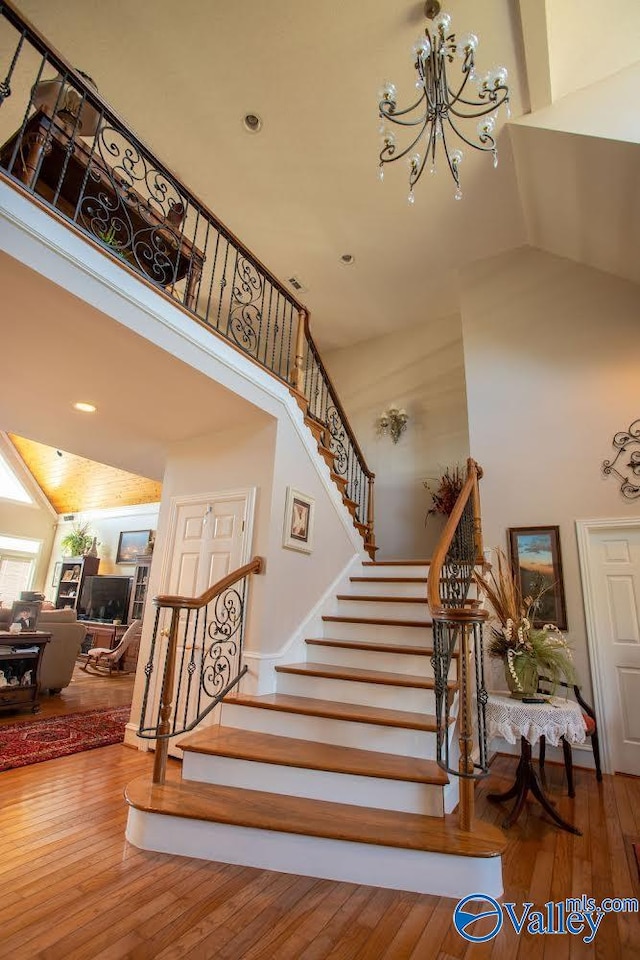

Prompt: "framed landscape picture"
[282,488,315,554]
[508,526,567,630]
[116,529,153,564]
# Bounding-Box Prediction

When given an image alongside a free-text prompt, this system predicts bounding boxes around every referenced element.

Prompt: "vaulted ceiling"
[7,434,162,514]
[7,0,639,353]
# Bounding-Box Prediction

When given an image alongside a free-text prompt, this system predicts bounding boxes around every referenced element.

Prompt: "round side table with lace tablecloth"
[486,693,587,835]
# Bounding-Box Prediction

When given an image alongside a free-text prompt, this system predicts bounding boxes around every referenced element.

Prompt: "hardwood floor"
[0,662,135,727]
[0,746,637,959]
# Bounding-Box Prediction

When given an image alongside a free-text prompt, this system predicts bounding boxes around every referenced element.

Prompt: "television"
[77,575,132,624]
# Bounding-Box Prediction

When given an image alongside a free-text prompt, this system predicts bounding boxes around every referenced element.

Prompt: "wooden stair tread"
[177,725,449,786]
[363,560,431,566]
[337,594,429,604]
[276,661,456,690]
[125,777,505,858]
[306,637,458,658]
[225,692,444,731]
[350,577,428,584]
[323,615,432,628]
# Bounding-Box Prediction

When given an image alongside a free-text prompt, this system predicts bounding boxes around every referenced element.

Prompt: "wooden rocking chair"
[81,619,142,675]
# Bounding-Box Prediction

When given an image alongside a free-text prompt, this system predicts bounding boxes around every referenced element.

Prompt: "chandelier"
[377,2,510,201]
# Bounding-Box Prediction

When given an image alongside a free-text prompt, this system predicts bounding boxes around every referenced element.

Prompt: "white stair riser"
[182,754,445,817]
[305,643,452,680]
[126,809,503,899]
[347,581,428,599]
[359,565,430,578]
[322,620,432,645]
[221,702,437,758]
[276,672,437,713]
[335,598,431,620]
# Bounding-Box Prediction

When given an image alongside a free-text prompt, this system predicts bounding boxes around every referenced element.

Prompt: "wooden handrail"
[154,556,264,610]
[426,457,486,833]
[150,555,265,783]
[305,333,373,478]
[0,0,306,312]
[427,458,482,614]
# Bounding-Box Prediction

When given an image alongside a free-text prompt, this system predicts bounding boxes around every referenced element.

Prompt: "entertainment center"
[54,556,151,673]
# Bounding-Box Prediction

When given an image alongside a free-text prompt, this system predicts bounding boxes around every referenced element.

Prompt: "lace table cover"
[486,693,587,747]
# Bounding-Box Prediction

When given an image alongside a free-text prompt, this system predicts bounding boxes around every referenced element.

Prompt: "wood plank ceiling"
[9,434,162,514]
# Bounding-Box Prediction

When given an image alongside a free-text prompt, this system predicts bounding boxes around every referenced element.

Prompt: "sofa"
[0,605,87,694]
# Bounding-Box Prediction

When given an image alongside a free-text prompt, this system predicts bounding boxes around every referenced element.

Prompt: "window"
[0,556,34,605]
[0,451,33,504]
[0,536,39,606]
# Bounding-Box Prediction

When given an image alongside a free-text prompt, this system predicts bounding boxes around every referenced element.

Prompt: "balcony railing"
[0,0,375,549]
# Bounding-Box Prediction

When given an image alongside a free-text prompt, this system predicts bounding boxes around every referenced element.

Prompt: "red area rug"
[0,706,131,772]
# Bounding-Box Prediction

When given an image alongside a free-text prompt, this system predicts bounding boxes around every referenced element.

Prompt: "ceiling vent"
[63,514,75,521]
[287,276,306,292]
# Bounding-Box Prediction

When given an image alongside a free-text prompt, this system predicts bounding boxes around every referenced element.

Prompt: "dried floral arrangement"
[423,465,465,520]
[474,548,576,695]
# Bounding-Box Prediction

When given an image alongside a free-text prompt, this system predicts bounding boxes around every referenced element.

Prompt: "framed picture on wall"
[508,526,568,630]
[51,561,62,588]
[116,529,153,564]
[282,488,315,554]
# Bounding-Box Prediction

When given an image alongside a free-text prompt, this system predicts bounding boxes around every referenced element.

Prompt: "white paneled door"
[163,490,255,753]
[579,521,640,776]
[167,493,252,598]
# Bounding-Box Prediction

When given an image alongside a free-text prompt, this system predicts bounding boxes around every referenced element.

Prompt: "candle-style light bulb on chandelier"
[377,1,511,201]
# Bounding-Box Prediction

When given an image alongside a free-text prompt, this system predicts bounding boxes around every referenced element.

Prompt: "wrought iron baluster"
[215,236,230,331]
[4,51,47,180]
[203,227,221,327]
[0,24,26,105]
[51,86,86,208]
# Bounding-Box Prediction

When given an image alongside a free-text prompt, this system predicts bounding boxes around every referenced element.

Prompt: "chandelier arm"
[382,115,430,168]
[381,112,430,128]
[379,92,427,121]
[445,114,495,153]
[411,123,436,186]
[440,131,461,188]
[445,58,474,105]
[451,89,509,116]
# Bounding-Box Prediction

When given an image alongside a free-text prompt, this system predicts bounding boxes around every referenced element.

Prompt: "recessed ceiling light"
[340,253,355,265]
[73,401,96,413]
[243,113,263,133]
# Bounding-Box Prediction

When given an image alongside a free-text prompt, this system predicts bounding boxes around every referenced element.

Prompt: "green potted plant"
[60,522,95,558]
[475,548,577,698]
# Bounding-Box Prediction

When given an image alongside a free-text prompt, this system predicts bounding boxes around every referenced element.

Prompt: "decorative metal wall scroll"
[602,419,640,501]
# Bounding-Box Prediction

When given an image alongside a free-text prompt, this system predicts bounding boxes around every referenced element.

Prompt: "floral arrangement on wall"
[423,465,465,520]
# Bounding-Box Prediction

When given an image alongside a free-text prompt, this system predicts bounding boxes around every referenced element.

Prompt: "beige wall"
[151,412,358,659]
[325,314,470,559]
[47,503,161,601]
[461,245,640,698]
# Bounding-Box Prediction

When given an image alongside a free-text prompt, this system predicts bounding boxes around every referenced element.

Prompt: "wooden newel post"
[152,608,180,785]
[293,308,308,394]
[366,473,376,556]
[468,458,484,564]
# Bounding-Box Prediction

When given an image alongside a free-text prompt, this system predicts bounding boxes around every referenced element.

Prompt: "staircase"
[125,559,506,899]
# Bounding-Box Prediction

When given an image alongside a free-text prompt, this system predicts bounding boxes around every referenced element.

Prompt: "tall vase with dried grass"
[474,548,576,699]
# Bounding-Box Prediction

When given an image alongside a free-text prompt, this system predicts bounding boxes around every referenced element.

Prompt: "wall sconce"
[376,406,409,444]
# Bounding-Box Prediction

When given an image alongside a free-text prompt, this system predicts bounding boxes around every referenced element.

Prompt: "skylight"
[0,452,33,504]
